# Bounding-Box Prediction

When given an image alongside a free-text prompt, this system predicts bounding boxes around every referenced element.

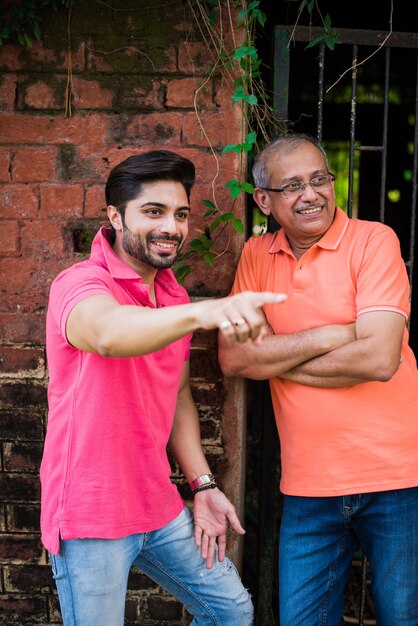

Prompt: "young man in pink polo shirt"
[219,133,418,626]
[41,149,286,625]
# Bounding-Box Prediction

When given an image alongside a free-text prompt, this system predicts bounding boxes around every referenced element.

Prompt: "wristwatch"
[189,473,216,493]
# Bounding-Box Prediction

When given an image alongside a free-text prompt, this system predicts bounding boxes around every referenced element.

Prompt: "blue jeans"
[279,487,418,626]
[49,506,253,626]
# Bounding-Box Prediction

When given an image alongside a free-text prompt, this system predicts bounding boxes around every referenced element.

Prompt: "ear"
[107,205,122,231]
[253,188,272,216]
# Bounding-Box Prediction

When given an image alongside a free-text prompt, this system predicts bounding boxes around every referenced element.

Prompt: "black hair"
[105,150,196,219]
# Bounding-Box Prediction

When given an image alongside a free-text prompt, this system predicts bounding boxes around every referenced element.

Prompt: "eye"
[311,175,328,186]
[283,181,303,192]
[146,208,162,216]
[176,211,189,221]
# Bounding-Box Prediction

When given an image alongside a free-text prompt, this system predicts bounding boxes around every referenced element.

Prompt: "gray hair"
[252,133,330,188]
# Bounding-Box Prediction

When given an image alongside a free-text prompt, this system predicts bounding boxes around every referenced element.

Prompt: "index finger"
[256,291,287,306]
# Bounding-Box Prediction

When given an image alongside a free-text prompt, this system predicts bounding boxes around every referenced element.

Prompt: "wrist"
[189,473,217,494]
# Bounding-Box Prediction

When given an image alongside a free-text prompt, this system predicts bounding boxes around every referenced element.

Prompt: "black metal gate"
[244,25,418,626]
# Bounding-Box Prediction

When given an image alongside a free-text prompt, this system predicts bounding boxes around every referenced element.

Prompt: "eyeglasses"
[262,173,335,199]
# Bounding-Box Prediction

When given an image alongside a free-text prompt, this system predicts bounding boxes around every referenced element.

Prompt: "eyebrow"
[140,201,191,212]
[280,169,327,183]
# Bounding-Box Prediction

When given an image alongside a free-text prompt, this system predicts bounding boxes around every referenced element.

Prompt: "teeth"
[154,242,174,248]
[299,207,321,215]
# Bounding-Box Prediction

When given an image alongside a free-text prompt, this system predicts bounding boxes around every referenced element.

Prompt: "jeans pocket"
[49,552,59,578]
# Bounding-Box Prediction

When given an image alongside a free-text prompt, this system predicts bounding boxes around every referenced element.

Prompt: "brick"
[0,148,11,182]
[147,596,183,621]
[178,41,214,73]
[182,110,241,149]
[0,73,17,111]
[0,313,46,344]
[0,43,26,71]
[4,564,54,592]
[118,77,166,111]
[190,346,222,380]
[85,185,106,218]
[166,77,213,109]
[0,184,39,219]
[0,258,37,292]
[12,146,58,183]
[56,144,104,183]
[6,504,41,532]
[0,411,44,441]
[109,112,183,146]
[40,184,84,219]
[0,594,48,621]
[0,346,45,374]
[0,113,108,146]
[0,504,5,533]
[0,220,19,256]
[19,78,66,110]
[0,40,85,72]
[128,567,159,591]
[86,40,177,74]
[0,475,40,504]
[72,76,114,110]
[4,442,43,473]
[0,382,47,408]
[20,222,67,258]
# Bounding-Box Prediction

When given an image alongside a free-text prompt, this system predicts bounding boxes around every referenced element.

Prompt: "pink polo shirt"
[232,208,418,496]
[41,228,189,554]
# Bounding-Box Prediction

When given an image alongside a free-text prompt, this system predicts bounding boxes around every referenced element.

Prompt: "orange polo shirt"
[232,208,418,496]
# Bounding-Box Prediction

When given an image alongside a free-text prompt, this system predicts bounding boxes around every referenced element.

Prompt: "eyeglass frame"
[261,173,335,197]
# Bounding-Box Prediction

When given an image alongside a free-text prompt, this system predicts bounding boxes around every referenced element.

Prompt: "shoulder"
[50,260,113,299]
[242,232,277,255]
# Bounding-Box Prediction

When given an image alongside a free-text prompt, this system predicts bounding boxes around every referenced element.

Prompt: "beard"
[121,224,184,270]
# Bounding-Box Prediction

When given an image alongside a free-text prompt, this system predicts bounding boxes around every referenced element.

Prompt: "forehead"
[269,142,327,181]
[129,179,189,205]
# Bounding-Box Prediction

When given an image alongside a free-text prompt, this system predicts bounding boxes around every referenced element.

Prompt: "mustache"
[146,234,183,244]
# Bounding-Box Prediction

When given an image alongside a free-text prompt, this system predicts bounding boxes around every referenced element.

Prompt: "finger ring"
[234,318,246,326]
[220,320,232,330]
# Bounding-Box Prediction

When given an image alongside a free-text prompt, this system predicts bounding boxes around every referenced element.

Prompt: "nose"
[160,213,178,234]
[299,182,319,199]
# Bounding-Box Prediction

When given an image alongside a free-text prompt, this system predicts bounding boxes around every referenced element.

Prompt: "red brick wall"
[0,2,246,623]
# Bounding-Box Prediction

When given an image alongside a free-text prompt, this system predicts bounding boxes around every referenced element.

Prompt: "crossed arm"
[168,362,245,569]
[219,311,405,388]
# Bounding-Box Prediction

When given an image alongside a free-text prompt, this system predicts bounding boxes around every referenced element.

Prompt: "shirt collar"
[268,207,349,255]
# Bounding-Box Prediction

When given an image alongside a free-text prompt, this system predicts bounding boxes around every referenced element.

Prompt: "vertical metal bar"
[256,384,280,626]
[348,45,358,219]
[273,27,290,121]
[379,47,390,223]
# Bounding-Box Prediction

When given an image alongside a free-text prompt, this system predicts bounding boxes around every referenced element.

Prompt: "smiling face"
[254,141,336,257]
[108,180,190,278]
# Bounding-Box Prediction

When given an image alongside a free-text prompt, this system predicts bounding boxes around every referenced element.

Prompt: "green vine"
[175,0,277,283]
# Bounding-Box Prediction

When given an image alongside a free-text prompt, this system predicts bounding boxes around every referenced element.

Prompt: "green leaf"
[203,251,215,265]
[232,219,244,234]
[202,199,217,210]
[222,143,242,154]
[241,181,255,193]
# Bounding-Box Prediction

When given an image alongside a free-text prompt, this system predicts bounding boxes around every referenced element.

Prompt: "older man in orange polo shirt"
[219,133,418,626]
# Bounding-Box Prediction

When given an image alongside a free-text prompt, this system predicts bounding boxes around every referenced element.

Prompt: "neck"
[287,235,322,260]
